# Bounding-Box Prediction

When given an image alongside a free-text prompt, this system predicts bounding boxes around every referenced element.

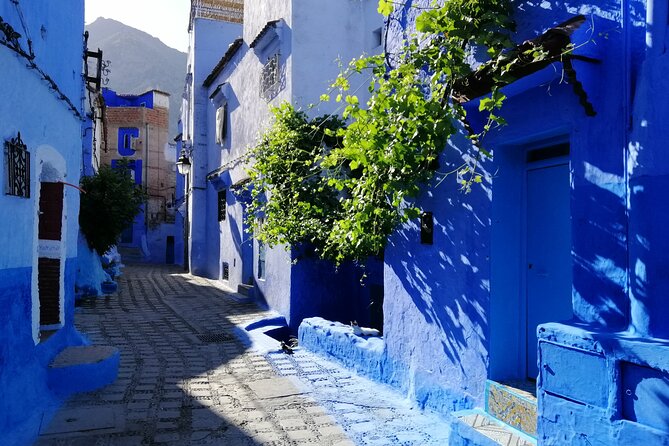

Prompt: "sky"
[85,0,191,53]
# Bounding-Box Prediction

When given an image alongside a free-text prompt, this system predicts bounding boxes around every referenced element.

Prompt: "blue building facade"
[181,0,384,331]
[178,0,669,443]
[0,1,100,444]
[299,1,669,445]
[102,88,180,264]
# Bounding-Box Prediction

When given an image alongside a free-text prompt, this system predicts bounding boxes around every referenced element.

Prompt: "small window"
[372,27,383,48]
[420,212,434,245]
[4,132,30,198]
[222,262,230,280]
[257,218,266,279]
[215,104,228,145]
[123,133,132,150]
[260,54,280,101]
[258,241,266,279]
[218,190,227,221]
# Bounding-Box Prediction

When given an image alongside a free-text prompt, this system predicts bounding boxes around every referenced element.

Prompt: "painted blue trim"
[103,88,155,109]
[0,259,89,446]
[117,127,139,157]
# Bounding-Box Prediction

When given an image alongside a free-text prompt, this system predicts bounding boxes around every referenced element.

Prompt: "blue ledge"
[47,345,120,396]
[298,317,386,381]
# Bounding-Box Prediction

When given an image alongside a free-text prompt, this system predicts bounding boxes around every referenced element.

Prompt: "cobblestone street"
[35,264,457,446]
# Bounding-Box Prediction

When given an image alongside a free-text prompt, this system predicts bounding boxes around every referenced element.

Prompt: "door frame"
[522,152,570,379]
[489,134,571,381]
[32,148,68,343]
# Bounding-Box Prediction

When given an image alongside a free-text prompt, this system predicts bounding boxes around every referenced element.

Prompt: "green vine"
[246,0,552,264]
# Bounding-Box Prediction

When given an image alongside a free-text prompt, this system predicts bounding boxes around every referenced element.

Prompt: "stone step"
[237,283,254,297]
[455,409,536,446]
[47,345,120,396]
[486,380,537,438]
[117,246,144,264]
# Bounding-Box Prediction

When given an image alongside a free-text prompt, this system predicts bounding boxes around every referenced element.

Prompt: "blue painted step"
[47,345,120,396]
[454,408,536,446]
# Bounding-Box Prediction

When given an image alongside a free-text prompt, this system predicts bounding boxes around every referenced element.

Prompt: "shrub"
[79,163,146,254]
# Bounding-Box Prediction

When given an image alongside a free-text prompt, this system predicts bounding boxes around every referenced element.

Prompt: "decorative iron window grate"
[260,54,280,101]
[4,132,30,198]
[222,262,230,280]
[218,189,227,221]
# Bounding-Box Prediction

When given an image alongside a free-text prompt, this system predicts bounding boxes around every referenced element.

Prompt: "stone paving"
[35,264,462,446]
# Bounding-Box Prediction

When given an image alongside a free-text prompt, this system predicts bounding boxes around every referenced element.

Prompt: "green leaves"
[479,90,506,112]
[377,0,393,16]
[246,0,514,264]
[79,163,147,255]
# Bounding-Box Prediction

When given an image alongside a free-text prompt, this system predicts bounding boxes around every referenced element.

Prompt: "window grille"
[218,189,227,221]
[257,218,266,279]
[260,54,280,101]
[4,132,30,198]
[258,241,266,279]
[222,262,229,280]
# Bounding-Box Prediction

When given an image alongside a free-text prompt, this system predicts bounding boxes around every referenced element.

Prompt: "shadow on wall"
[228,186,254,285]
[289,249,383,333]
[383,133,492,410]
[572,160,628,327]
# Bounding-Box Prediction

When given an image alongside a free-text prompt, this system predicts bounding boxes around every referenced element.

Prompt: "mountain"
[85,18,187,137]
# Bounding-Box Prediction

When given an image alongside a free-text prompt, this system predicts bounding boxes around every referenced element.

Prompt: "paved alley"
[35,264,459,446]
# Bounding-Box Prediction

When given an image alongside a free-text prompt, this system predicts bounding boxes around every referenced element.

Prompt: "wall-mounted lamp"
[176,149,191,176]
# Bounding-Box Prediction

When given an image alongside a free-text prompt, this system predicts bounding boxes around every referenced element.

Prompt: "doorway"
[166,236,175,264]
[37,182,64,330]
[490,140,573,381]
[524,149,573,378]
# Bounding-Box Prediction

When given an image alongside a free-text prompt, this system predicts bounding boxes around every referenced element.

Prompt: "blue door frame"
[490,137,574,381]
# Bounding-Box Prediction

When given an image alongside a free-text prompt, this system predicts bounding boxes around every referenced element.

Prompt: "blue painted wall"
[287,251,382,332]
[0,2,89,444]
[102,88,155,109]
[383,130,492,411]
[186,18,243,277]
[375,0,669,443]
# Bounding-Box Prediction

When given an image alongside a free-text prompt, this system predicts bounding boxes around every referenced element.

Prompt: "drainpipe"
[145,122,150,230]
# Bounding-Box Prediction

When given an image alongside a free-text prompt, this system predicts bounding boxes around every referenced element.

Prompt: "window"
[118,127,139,157]
[260,54,280,101]
[372,27,384,48]
[123,133,132,150]
[420,212,434,245]
[4,132,30,198]
[218,189,227,221]
[257,218,266,279]
[215,103,228,145]
[258,241,266,279]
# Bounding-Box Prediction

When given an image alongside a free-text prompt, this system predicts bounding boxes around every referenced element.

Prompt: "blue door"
[525,162,573,379]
